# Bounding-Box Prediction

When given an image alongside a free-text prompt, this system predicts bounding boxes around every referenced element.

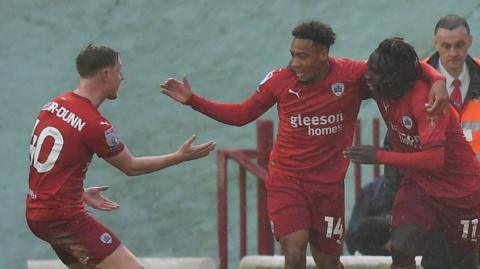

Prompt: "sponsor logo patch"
[288,88,301,99]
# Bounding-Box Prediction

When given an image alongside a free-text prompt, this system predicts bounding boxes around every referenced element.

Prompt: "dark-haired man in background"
[418,13,480,269]
[426,14,480,158]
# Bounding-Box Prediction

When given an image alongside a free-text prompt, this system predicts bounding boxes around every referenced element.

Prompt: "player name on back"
[41,101,86,131]
[290,112,344,136]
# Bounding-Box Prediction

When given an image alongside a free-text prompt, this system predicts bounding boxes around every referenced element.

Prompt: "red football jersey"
[376,80,480,198]
[27,92,124,221]
[254,57,368,182]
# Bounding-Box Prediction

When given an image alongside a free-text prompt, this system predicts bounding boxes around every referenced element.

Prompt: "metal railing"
[217,118,381,269]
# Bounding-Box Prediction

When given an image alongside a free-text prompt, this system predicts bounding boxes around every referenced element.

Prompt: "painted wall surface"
[1,1,479,268]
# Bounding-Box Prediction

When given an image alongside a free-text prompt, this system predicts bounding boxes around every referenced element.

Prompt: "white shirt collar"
[437,60,470,102]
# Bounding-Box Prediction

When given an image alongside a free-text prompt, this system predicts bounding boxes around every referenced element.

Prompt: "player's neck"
[75,80,106,108]
[312,61,330,83]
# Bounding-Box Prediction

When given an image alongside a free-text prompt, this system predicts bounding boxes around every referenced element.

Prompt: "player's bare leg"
[96,244,144,269]
[310,244,341,269]
[279,229,309,269]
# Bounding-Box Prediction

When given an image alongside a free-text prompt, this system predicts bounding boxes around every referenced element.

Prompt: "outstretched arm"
[105,134,215,176]
[161,76,270,126]
[343,145,444,172]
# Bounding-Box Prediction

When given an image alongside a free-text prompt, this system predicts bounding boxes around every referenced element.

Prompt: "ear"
[433,36,439,49]
[319,48,329,61]
[467,34,473,49]
[99,68,111,82]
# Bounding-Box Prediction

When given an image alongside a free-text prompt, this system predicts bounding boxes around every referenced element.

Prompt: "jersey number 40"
[29,119,64,173]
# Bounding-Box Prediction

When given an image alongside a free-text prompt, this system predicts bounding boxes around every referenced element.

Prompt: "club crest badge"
[100,232,112,244]
[104,127,120,149]
[331,83,345,96]
[402,116,413,129]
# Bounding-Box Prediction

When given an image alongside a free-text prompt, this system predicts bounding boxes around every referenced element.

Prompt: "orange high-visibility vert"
[460,98,480,159]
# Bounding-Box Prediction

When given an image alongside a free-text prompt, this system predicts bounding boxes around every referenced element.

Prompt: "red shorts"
[27,212,121,267]
[392,180,480,251]
[266,171,345,256]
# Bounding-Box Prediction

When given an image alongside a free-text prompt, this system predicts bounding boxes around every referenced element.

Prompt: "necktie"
[450,79,462,110]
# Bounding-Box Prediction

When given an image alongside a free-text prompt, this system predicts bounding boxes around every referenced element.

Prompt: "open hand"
[83,186,119,211]
[343,145,378,164]
[426,80,448,113]
[176,134,216,162]
[160,75,193,104]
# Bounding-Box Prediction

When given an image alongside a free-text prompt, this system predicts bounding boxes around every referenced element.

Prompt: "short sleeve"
[83,117,125,158]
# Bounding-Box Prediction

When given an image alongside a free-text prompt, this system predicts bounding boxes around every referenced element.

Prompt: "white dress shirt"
[437,60,470,104]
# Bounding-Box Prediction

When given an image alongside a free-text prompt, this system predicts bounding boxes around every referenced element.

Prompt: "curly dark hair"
[292,21,336,49]
[76,44,120,78]
[366,37,420,99]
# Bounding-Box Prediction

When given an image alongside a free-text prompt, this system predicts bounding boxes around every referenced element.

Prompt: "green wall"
[1,1,480,268]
